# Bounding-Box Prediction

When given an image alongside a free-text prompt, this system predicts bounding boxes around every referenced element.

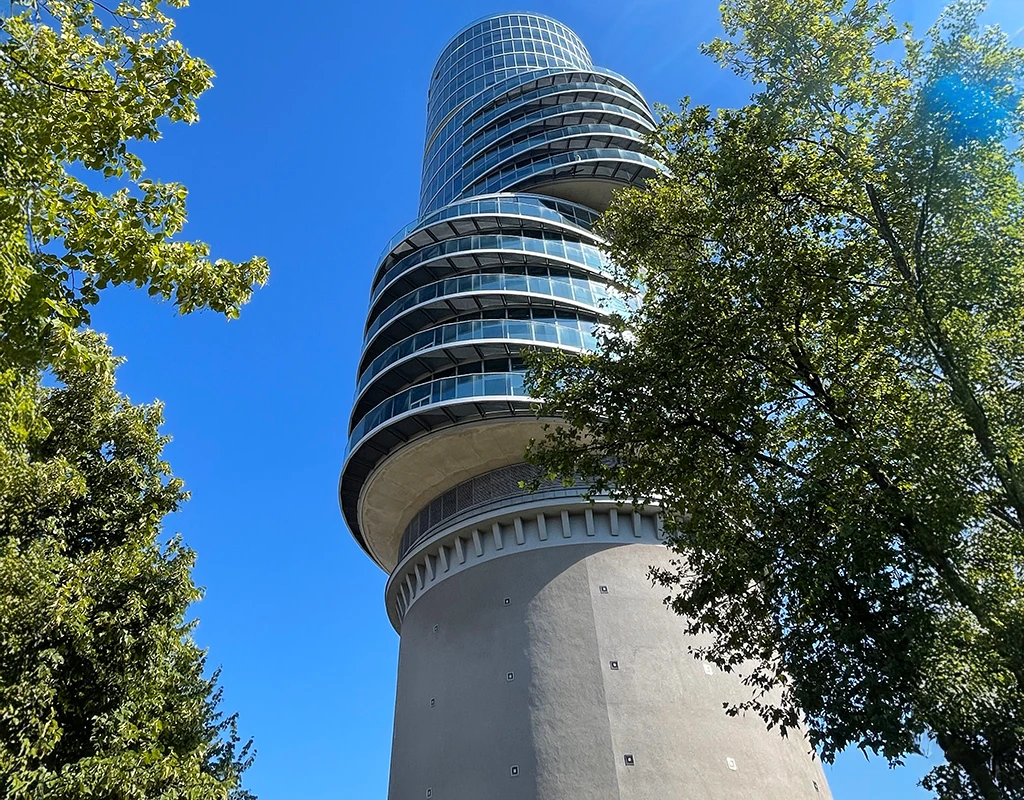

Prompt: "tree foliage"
[0,335,254,798]
[1,0,268,371]
[0,1,265,797]
[526,1,1024,797]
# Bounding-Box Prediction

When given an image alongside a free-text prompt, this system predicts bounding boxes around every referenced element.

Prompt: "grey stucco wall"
[387,540,832,800]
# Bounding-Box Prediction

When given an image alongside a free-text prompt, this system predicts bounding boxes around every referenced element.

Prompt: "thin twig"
[0,50,104,94]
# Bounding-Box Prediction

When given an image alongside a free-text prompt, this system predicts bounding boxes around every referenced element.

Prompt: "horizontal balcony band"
[423,82,654,207]
[348,371,530,455]
[353,337,564,425]
[363,292,611,368]
[462,123,649,185]
[354,354,528,426]
[424,66,652,168]
[426,67,649,155]
[376,193,599,271]
[369,255,617,328]
[423,82,655,195]
[362,271,629,357]
[459,100,654,169]
[370,234,613,311]
[468,78,651,131]
[462,131,645,193]
[427,125,647,211]
[460,147,664,201]
[431,53,591,123]
[354,318,595,407]
[374,201,601,288]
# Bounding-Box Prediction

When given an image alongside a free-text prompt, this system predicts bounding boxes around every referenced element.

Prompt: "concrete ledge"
[385,500,661,631]
[358,418,559,570]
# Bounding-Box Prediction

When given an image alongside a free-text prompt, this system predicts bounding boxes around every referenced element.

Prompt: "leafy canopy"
[0,0,268,372]
[1,1,266,797]
[526,2,1024,798]
[0,335,254,798]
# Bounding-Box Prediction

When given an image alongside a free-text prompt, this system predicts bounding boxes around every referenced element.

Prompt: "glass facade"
[355,316,597,399]
[419,14,657,214]
[371,231,612,306]
[362,270,629,352]
[341,14,661,553]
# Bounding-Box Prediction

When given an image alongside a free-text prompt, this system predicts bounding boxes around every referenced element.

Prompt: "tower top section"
[426,14,593,133]
[417,13,652,215]
[341,13,659,568]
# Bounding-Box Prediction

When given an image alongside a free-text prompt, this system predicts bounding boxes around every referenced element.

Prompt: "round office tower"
[340,14,832,800]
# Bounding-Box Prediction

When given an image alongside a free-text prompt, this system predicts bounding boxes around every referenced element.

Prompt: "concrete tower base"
[388,538,831,800]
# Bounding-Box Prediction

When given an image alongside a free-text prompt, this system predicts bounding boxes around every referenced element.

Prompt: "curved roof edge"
[431,12,585,76]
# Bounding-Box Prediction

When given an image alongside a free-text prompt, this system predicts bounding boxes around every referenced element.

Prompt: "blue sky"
[87,1,1024,797]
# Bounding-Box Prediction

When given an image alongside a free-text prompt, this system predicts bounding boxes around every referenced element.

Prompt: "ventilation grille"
[398,461,592,559]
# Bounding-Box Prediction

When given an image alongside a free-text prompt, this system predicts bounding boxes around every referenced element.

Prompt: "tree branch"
[0,50,104,95]
[865,181,1024,530]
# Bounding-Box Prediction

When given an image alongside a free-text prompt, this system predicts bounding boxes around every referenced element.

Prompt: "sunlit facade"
[340,14,833,800]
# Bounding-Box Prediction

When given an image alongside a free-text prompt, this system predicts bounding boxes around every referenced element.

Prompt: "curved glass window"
[428,15,643,109]
[461,101,653,164]
[454,80,651,156]
[458,147,664,204]
[465,124,645,181]
[422,67,651,193]
[430,124,646,212]
[432,16,591,71]
[375,194,599,273]
[357,318,596,395]
[431,42,590,121]
[422,81,654,209]
[428,15,593,124]
[371,233,614,305]
[426,64,648,153]
[364,271,629,344]
[422,83,655,196]
[349,372,529,452]
[427,68,626,146]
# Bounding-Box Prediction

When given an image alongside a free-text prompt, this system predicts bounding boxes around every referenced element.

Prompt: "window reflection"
[364,270,629,344]
[372,232,613,303]
[357,316,600,394]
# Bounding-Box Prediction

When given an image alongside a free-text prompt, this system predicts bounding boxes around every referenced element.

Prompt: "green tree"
[1,0,267,372]
[0,1,266,797]
[525,1,1024,797]
[0,335,254,798]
